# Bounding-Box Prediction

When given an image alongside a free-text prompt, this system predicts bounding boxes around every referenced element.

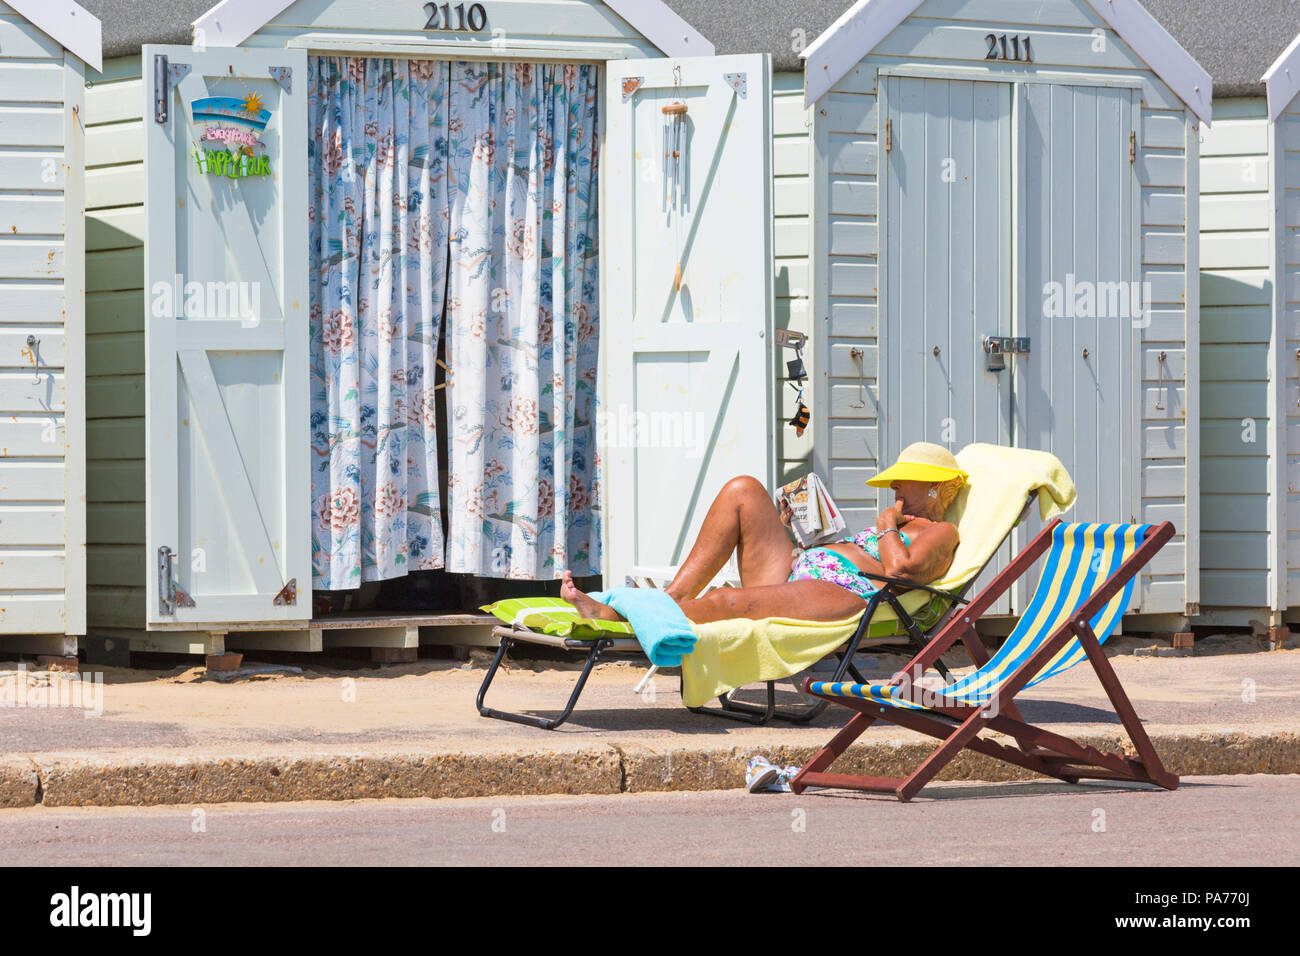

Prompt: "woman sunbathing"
[562,442,965,625]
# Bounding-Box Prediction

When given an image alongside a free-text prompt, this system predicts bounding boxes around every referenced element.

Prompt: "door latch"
[157,546,195,615]
[982,336,1030,373]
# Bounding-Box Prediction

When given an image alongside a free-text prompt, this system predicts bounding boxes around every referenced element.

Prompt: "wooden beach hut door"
[602,55,775,585]
[143,46,309,627]
[881,76,1014,471]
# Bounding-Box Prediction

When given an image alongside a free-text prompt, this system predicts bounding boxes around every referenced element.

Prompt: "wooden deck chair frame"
[790,519,1179,802]
[476,495,1038,731]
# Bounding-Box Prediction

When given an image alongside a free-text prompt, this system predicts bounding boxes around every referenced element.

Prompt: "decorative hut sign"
[190,93,274,178]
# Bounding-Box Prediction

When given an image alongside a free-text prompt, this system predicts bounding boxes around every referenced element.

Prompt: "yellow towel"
[682,614,864,708]
[931,443,1077,591]
[678,443,1076,708]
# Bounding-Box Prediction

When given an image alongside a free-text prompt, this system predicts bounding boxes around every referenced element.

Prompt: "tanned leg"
[664,476,796,599]
[677,580,867,624]
[559,475,800,622]
[561,575,866,626]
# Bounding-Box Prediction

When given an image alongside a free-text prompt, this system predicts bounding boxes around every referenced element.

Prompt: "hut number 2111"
[985,34,1033,61]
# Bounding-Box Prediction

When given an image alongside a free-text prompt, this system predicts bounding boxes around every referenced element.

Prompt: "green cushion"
[482,596,635,640]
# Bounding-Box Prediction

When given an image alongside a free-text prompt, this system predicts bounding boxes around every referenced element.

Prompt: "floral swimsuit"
[787,528,911,600]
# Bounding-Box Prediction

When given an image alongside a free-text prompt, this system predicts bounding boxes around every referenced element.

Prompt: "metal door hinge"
[723,72,748,98]
[153,55,191,125]
[621,76,644,102]
[885,118,892,152]
[157,546,195,615]
[273,579,298,606]
[268,65,293,93]
[1129,130,1136,163]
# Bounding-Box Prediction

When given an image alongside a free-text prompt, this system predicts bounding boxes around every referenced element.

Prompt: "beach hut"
[0,1,100,659]
[79,0,789,656]
[800,0,1210,623]
[1225,31,1300,638]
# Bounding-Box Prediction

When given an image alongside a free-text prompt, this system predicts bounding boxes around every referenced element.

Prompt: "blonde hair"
[936,476,965,513]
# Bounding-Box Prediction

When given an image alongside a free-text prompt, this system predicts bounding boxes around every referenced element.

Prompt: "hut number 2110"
[985,34,1033,61]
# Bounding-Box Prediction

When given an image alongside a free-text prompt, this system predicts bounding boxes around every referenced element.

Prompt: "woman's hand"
[876,502,902,531]
[778,499,794,531]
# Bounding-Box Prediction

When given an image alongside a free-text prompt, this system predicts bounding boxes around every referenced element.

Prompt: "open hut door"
[602,54,776,586]
[143,46,309,627]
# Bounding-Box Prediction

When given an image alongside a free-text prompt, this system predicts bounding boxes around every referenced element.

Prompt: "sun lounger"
[476,444,1076,730]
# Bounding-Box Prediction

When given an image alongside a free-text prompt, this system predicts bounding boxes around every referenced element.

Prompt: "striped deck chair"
[791,519,1179,802]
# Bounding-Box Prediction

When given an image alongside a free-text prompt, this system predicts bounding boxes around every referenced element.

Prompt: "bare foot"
[561,570,623,622]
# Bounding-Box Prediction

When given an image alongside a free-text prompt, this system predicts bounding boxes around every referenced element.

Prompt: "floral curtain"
[308,57,450,590]
[445,62,601,579]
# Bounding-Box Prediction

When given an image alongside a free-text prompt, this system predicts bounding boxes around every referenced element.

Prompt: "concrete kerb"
[4,727,1299,808]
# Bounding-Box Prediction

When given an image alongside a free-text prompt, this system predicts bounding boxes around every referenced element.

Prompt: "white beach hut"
[0,0,100,659]
[800,0,1210,623]
[79,0,784,657]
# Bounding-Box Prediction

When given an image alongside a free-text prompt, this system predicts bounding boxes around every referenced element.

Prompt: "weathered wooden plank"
[86,417,144,459]
[0,18,63,59]
[0,505,64,545]
[824,92,877,134]
[1201,155,1267,192]
[0,328,63,367]
[0,152,63,189]
[1199,305,1271,345]
[828,259,877,296]
[0,107,63,147]
[1199,116,1268,157]
[86,165,145,210]
[1142,230,1184,265]
[1141,110,1185,149]
[86,500,145,544]
[85,374,144,419]
[0,62,65,102]
[828,301,877,338]
[826,133,877,176]
[0,240,63,279]
[0,194,63,235]
[84,77,143,126]
[1142,188,1184,227]
[0,460,62,500]
[86,206,146,251]
[1199,193,1269,233]
[828,218,877,256]
[85,119,144,167]
[85,458,144,502]
[0,551,63,588]
[827,422,878,460]
[828,177,877,216]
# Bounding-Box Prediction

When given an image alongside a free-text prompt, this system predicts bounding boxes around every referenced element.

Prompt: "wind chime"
[662,65,689,291]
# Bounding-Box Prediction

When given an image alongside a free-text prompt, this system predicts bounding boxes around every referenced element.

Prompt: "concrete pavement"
[1,636,1298,807]
[1,774,1296,865]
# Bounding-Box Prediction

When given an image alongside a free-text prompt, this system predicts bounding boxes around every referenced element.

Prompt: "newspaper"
[776,473,847,548]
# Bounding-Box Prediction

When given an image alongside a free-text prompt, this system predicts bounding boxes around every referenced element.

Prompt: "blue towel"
[591,587,697,667]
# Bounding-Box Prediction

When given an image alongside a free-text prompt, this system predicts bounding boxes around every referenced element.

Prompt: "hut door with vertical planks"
[602,55,775,585]
[143,46,309,627]
[1015,83,1139,608]
[881,76,1014,471]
